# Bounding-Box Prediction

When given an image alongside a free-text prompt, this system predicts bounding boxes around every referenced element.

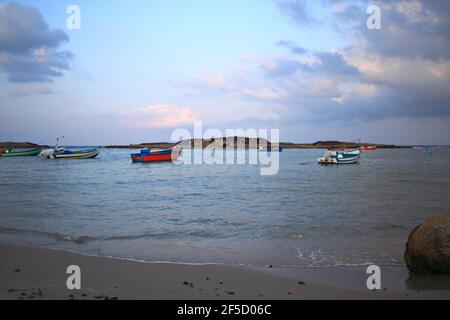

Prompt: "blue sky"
[1,0,450,145]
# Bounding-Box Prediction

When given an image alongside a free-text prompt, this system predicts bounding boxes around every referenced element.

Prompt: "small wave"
[0,227,92,245]
[104,229,224,241]
[0,226,56,238]
[55,234,92,244]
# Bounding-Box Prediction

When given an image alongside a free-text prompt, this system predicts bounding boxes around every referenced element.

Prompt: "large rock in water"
[404,216,450,274]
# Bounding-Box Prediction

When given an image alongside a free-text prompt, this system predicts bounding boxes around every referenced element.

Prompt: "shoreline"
[1,140,413,150]
[1,244,449,300]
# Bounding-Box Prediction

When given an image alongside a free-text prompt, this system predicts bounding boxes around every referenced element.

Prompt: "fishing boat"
[40,148,100,159]
[131,147,182,163]
[0,146,13,154]
[360,145,377,151]
[0,148,41,157]
[318,149,360,165]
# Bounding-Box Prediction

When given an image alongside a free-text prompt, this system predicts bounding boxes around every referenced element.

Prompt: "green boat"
[0,148,42,157]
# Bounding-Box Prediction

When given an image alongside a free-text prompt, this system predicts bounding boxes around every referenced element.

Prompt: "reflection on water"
[0,148,449,267]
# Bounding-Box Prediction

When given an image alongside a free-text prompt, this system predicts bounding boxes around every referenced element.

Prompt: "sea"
[0,147,449,267]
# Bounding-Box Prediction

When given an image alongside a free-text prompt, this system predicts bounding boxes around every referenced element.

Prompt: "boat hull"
[53,150,100,159]
[131,148,181,163]
[360,146,377,151]
[0,148,41,157]
[318,157,358,165]
[317,150,360,165]
[43,148,100,159]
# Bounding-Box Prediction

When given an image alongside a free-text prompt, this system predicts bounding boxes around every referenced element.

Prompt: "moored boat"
[0,148,41,157]
[131,147,182,163]
[317,149,360,165]
[40,148,100,159]
[360,145,377,151]
[0,146,13,154]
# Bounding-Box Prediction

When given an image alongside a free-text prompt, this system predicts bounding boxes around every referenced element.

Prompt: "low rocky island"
[105,138,410,150]
[0,142,49,149]
[0,139,410,150]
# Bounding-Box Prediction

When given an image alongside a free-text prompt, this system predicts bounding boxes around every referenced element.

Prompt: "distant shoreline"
[104,139,412,150]
[0,140,418,150]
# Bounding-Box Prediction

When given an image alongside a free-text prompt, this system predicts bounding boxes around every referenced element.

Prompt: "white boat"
[39,136,99,159]
[40,148,100,159]
[318,149,360,165]
[39,147,65,158]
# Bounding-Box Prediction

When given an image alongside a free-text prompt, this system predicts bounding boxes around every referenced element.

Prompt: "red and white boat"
[360,145,377,151]
[130,147,182,163]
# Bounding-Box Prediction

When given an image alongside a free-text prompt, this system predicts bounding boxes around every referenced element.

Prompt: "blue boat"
[318,149,360,164]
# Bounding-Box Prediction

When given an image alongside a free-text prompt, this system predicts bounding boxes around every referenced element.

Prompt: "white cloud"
[119,104,199,128]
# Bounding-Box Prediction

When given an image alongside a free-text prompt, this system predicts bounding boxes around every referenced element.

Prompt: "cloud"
[277,0,450,61]
[0,3,72,83]
[261,0,450,124]
[261,58,309,77]
[315,52,360,75]
[261,51,359,77]
[360,1,450,61]
[172,0,449,141]
[119,104,199,128]
[276,40,307,55]
[241,88,281,100]
[9,84,54,96]
[276,0,316,25]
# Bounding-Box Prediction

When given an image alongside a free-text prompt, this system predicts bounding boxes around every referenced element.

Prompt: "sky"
[1,0,450,145]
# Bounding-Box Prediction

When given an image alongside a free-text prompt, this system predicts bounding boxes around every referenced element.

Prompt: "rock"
[74,236,90,245]
[404,216,450,274]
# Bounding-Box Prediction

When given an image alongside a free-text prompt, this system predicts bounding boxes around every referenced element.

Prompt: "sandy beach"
[1,244,449,300]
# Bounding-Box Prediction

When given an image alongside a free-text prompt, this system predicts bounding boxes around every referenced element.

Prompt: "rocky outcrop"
[105,139,409,149]
[404,216,450,274]
[0,142,48,148]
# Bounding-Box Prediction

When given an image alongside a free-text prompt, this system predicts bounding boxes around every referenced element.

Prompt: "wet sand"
[0,244,449,300]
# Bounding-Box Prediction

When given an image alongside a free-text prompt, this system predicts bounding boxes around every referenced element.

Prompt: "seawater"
[1,148,449,267]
